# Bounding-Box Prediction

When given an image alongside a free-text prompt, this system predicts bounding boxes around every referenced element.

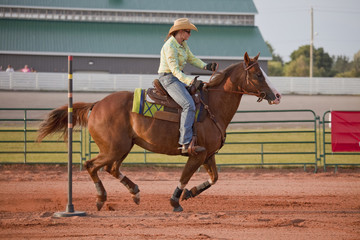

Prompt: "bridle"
[205,61,267,102]
[243,61,266,102]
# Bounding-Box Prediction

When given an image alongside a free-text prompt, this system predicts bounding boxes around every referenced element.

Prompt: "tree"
[268,61,283,76]
[313,47,333,77]
[286,45,334,77]
[266,41,283,63]
[265,43,359,77]
[332,55,351,74]
[284,55,309,77]
[266,41,284,76]
[334,50,360,77]
[353,50,360,77]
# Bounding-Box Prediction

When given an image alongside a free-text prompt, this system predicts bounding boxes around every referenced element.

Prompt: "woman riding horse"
[158,18,218,155]
[37,52,281,212]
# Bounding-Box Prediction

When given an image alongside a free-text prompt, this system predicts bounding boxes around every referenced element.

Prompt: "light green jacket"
[158,36,206,85]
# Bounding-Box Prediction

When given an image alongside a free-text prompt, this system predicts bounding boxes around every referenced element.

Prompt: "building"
[0,0,271,75]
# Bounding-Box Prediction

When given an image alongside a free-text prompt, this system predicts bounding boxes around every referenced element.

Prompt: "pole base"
[53,211,86,218]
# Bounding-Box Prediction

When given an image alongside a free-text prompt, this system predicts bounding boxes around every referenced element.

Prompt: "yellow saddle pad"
[132,88,164,117]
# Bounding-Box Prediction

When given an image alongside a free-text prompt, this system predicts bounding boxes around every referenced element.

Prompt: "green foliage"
[284,55,309,77]
[353,50,360,77]
[266,41,284,76]
[268,61,283,76]
[286,45,333,77]
[290,45,310,61]
[265,41,360,77]
[333,50,360,77]
[332,55,351,73]
[266,41,283,64]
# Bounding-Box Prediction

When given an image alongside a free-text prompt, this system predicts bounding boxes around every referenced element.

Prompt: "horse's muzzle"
[268,91,281,105]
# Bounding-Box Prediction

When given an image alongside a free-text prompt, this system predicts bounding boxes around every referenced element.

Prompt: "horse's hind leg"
[104,153,141,205]
[181,154,218,201]
[84,153,114,211]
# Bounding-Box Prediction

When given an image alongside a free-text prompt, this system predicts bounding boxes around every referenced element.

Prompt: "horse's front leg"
[181,154,218,201]
[170,151,207,212]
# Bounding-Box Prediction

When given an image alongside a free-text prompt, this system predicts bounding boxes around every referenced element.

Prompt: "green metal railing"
[321,111,360,172]
[87,109,320,171]
[1,108,359,172]
[216,110,320,171]
[0,108,84,168]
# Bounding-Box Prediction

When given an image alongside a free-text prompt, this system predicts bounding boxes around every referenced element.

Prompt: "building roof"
[0,0,258,14]
[0,19,271,60]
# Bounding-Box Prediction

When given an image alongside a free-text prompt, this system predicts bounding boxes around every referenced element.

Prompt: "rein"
[199,97,226,155]
[206,61,266,101]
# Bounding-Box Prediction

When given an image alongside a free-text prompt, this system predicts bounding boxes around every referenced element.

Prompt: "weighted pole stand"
[53,56,86,218]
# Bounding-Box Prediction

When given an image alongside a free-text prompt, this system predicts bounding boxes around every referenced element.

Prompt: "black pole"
[53,56,86,218]
[66,55,74,212]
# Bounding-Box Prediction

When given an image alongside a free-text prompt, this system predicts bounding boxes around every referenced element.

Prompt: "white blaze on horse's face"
[260,68,281,105]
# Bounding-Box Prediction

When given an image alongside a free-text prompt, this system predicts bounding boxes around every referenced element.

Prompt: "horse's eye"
[257,73,262,77]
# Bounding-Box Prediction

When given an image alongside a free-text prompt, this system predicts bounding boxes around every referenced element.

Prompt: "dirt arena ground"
[1,93,359,239]
[0,164,359,239]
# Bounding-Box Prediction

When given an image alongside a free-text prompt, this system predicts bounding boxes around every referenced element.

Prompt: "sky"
[253,0,360,62]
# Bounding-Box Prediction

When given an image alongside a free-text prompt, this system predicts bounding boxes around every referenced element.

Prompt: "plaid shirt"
[158,36,206,85]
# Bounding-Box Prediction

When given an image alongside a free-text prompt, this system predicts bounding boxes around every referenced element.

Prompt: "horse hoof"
[96,201,104,211]
[170,198,183,212]
[132,192,140,205]
[173,206,183,212]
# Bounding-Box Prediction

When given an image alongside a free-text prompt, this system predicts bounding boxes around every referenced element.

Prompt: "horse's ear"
[244,52,250,66]
[254,52,260,61]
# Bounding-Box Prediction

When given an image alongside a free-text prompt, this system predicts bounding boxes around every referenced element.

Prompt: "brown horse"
[37,52,281,212]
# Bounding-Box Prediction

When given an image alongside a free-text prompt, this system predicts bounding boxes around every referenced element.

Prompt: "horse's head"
[240,52,281,105]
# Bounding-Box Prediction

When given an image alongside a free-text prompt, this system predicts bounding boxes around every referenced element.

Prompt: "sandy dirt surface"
[0,164,359,239]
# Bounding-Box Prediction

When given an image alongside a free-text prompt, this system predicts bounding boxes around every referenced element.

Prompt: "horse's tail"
[37,102,95,142]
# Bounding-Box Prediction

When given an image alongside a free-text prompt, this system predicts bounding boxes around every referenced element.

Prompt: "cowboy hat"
[167,18,198,38]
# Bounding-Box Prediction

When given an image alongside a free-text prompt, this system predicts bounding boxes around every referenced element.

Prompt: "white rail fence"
[0,72,359,95]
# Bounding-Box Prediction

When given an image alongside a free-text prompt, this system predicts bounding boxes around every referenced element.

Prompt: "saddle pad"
[132,88,204,122]
[132,88,164,117]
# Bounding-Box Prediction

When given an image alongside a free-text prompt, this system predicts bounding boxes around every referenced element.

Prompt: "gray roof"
[0,19,271,60]
[0,0,258,14]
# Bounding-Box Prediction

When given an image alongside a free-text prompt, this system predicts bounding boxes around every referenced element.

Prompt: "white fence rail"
[0,72,359,95]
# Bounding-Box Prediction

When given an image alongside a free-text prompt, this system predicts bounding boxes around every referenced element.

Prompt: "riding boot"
[181,143,205,155]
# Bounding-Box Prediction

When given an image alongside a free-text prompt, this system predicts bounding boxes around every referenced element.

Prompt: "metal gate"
[321,111,360,172]
[86,109,320,171]
[1,107,359,172]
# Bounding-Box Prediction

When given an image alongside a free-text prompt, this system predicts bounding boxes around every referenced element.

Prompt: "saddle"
[147,78,208,123]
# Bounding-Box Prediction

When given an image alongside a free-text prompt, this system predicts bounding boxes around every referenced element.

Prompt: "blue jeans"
[159,73,195,145]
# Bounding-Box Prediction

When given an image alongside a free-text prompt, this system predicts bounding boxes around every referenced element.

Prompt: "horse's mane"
[206,62,242,88]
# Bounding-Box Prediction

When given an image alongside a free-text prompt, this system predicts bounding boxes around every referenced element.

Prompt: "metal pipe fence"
[321,111,360,172]
[0,108,84,168]
[218,110,320,171]
[0,108,359,172]
[85,109,320,171]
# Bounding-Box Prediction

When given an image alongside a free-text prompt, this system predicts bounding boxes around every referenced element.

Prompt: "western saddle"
[146,77,207,123]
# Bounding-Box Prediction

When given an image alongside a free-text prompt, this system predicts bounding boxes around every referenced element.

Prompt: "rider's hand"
[205,62,218,71]
[192,77,203,90]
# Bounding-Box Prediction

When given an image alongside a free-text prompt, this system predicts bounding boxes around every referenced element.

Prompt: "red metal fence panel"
[331,111,360,152]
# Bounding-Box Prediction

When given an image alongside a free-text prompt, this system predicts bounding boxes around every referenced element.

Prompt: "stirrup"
[180,143,205,156]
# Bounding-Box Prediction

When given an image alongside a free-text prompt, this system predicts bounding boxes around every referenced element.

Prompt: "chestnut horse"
[37,52,281,212]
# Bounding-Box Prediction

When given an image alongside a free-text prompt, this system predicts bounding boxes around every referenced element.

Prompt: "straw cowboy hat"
[167,18,198,39]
